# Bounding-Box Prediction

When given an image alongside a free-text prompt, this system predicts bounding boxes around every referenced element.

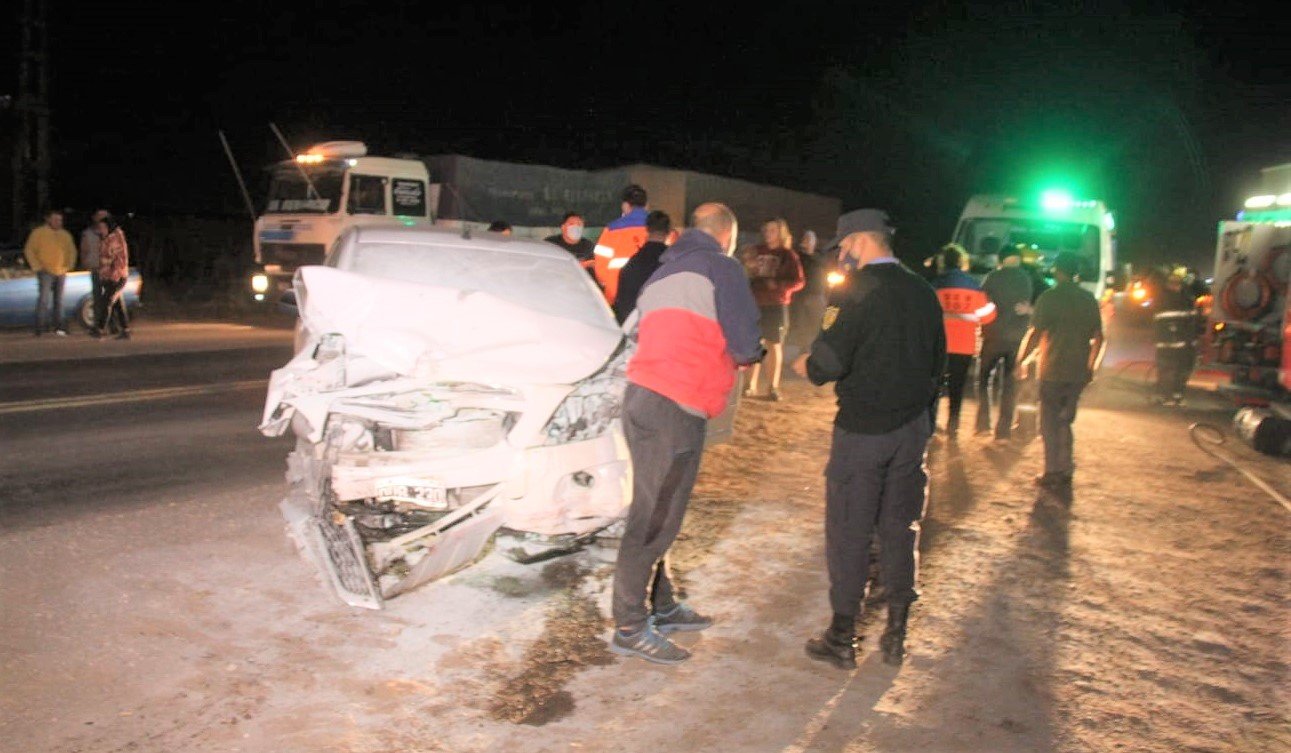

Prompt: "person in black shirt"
[545,212,596,270]
[787,229,830,362]
[791,208,946,669]
[612,210,672,324]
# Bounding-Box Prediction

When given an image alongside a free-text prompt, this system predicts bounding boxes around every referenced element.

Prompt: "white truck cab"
[951,191,1117,299]
[251,141,437,301]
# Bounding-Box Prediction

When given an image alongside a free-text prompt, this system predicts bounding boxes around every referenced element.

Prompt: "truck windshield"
[957,218,1100,279]
[264,166,345,214]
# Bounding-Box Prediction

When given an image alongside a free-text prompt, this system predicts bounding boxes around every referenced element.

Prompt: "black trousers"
[825,413,932,617]
[96,277,129,332]
[611,384,707,631]
[931,354,973,429]
[1155,346,1195,398]
[976,341,1021,437]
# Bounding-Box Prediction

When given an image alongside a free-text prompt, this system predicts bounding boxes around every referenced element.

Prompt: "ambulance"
[950,190,1118,300]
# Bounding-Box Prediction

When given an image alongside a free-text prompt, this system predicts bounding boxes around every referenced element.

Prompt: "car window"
[331,241,613,328]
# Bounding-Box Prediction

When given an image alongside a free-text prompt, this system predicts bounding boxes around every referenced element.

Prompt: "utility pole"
[12,0,51,232]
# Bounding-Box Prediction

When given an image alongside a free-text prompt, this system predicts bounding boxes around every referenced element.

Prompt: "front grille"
[262,242,326,270]
[312,515,382,609]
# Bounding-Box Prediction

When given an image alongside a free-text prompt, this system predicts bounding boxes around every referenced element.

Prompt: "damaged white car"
[260,226,735,609]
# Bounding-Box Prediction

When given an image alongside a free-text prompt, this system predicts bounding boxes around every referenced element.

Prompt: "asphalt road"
[0,324,296,526]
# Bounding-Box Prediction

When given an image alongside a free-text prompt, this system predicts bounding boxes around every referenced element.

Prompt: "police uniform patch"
[822,306,840,331]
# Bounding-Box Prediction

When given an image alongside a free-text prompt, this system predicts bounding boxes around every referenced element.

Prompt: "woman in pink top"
[740,218,804,401]
[94,216,131,340]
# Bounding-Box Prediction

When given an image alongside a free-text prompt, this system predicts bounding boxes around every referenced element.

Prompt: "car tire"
[76,295,96,331]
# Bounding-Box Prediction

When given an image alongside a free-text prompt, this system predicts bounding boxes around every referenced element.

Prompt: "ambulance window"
[391,179,427,217]
[348,175,387,215]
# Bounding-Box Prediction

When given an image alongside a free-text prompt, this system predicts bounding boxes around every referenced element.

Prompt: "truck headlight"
[251,273,270,293]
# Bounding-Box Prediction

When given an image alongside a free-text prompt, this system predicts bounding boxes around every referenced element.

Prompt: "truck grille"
[262,243,326,270]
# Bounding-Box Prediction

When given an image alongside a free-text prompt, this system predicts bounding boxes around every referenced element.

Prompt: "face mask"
[565,225,584,242]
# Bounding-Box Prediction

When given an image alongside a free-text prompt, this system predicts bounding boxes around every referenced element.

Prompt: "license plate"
[376,478,448,508]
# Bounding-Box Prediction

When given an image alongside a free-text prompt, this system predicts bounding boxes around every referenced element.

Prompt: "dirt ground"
[3,367,1288,753]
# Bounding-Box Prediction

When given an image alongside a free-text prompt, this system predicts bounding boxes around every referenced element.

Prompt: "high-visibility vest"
[593,208,649,304]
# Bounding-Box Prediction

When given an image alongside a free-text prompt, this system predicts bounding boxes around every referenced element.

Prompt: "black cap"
[825,208,895,251]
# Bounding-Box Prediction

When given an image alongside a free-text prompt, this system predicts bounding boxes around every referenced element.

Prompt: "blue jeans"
[35,271,66,332]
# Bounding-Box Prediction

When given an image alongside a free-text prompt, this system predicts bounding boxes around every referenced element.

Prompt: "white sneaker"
[54,329,68,337]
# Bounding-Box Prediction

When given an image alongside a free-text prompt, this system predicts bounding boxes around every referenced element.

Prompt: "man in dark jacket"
[975,246,1033,439]
[612,210,671,324]
[545,212,596,270]
[791,208,947,669]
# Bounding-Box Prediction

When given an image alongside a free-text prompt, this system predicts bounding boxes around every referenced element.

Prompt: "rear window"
[329,241,613,328]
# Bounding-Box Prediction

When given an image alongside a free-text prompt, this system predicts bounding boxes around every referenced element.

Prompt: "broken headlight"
[541,338,631,445]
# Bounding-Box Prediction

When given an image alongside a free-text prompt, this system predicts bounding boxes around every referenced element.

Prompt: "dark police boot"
[805,613,857,669]
[880,601,911,666]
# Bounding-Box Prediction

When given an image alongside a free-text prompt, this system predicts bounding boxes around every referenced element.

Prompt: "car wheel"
[76,295,96,331]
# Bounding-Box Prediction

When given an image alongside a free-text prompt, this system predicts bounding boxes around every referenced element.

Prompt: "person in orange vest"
[593,184,650,304]
[930,243,996,437]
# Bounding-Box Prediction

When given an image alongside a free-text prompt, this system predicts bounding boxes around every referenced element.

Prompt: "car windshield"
[264,165,345,214]
[330,241,613,329]
[957,218,1100,279]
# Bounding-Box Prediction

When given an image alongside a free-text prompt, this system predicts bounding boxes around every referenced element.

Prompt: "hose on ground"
[1188,422,1291,513]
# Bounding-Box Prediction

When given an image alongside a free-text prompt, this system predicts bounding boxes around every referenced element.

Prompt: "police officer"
[791,209,946,668]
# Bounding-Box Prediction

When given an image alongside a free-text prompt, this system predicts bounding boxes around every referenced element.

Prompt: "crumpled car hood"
[294,265,623,385]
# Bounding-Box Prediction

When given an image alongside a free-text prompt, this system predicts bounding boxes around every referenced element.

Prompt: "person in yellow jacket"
[23,209,78,336]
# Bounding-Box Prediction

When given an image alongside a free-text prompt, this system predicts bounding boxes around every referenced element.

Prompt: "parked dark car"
[0,250,142,329]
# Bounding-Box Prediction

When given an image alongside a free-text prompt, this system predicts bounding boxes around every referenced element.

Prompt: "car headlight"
[541,338,632,445]
[251,273,270,293]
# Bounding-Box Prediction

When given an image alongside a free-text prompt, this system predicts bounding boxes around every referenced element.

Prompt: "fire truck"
[1201,163,1291,410]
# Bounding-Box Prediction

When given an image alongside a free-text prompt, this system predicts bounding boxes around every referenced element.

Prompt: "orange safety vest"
[935,276,998,355]
[593,208,649,304]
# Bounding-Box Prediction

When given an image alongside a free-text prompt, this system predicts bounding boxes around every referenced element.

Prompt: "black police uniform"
[804,258,946,662]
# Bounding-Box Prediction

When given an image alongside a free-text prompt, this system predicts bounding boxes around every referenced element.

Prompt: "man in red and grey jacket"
[609,202,764,666]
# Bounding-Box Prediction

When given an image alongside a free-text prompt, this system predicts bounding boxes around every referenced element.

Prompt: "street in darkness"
[0,317,1286,752]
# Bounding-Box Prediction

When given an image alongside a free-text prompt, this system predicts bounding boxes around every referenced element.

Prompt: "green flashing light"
[1241,208,1291,223]
[1041,189,1074,212]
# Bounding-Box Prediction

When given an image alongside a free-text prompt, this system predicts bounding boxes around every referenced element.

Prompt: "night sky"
[14,0,1291,269]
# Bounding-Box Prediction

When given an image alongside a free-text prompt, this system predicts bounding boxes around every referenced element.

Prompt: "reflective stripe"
[974,302,997,320]
[608,257,629,270]
[594,244,615,258]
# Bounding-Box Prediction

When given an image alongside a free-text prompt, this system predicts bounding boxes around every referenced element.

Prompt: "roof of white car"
[348,224,566,259]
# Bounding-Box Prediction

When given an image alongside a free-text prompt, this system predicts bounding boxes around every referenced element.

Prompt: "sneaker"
[609,624,691,665]
[767,388,782,402]
[54,329,68,337]
[805,630,857,669]
[651,602,713,633]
